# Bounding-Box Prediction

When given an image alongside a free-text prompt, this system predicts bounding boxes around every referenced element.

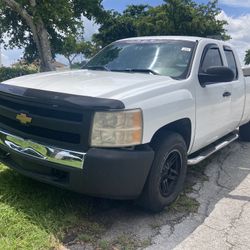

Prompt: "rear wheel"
[139,132,187,212]
[239,122,250,141]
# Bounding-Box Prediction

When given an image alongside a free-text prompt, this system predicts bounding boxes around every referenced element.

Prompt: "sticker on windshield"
[181,47,192,52]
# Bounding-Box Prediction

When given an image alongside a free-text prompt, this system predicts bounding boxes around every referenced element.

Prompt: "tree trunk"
[69,60,73,69]
[66,55,78,69]
[32,21,55,72]
[2,0,55,72]
[65,56,73,69]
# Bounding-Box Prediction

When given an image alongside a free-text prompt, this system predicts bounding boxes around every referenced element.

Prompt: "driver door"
[193,44,233,151]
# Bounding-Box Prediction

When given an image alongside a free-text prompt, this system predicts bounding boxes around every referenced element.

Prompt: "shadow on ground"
[0,141,249,249]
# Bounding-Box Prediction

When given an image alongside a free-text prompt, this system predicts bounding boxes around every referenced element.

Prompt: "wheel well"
[150,118,192,149]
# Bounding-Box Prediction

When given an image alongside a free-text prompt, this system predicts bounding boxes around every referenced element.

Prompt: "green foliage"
[0,66,37,82]
[245,50,250,65]
[0,0,105,63]
[93,0,230,48]
[60,36,96,68]
[0,164,104,249]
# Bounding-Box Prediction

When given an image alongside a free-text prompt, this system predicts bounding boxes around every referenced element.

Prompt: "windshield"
[84,40,196,79]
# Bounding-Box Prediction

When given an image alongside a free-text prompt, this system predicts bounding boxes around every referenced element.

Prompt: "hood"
[3,69,177,104]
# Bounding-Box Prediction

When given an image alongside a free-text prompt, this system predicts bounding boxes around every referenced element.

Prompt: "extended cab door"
[193,43,233,151]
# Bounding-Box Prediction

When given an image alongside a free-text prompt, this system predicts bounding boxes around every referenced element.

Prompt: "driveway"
[67,141,250,250]
[148,141,250,250]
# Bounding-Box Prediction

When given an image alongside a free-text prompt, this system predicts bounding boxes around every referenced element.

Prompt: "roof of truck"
[118,36,229,45]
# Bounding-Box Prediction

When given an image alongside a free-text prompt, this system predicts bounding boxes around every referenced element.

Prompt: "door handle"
[223,91,231,97]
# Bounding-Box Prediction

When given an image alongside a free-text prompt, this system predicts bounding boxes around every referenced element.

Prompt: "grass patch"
[188,160,210,182]
[77,233,95,243]
[0,161,202,249]
[0,164,103,249]
[74,222,106,245]
[96,234,151,250]
[168,193,199,213]
[98,239,111,250]
[111,234,151,250]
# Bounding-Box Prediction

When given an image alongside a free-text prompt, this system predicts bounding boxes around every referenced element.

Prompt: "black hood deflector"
[0,84,125,110]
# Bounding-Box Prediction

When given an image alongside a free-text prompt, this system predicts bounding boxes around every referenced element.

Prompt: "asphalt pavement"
[68,141,250,250]
[148,141,250,250]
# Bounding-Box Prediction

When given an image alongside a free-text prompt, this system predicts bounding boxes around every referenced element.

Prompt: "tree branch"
[2,0,34,29]
[2,0,55,71]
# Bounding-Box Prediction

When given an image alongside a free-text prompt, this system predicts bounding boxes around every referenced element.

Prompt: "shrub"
[0,67,38,82]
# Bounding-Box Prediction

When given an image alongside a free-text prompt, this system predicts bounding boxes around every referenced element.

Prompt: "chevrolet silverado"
[1,36,250,212]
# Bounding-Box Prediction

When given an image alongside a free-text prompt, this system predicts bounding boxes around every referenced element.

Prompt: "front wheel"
[139,132,187,212]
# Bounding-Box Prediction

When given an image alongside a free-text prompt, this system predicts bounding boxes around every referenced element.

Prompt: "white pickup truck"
[1,36,250,212]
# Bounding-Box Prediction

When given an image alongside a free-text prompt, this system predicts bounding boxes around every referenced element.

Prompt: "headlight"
[91,109,143,147]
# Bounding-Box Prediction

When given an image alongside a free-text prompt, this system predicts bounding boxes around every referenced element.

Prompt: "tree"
[93,6,147,48]
[60,36,95,68]
[0,0,104,72]
[245,50,250,65]
[93,0,229,48]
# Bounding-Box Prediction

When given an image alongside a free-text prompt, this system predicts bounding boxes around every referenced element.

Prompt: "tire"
[239,122,250,141]
[138,132,187,212]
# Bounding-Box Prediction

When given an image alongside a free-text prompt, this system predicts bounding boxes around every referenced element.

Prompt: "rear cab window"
[223,45,238,80]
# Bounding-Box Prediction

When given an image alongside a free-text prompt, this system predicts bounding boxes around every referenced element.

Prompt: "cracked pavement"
[171,142,250,250]
[148,141,250,250]
[68,141,250,250]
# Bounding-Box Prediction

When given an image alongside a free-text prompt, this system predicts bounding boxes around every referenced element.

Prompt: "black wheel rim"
[160,150,182,197]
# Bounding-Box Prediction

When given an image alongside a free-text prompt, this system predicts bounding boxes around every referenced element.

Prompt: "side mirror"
[198,66,235,87]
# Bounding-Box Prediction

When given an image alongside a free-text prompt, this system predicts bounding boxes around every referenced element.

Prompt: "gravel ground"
[67,141,250,250]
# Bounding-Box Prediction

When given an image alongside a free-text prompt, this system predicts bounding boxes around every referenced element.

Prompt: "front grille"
[0,90,93,151]
[0,98,83,122]
[0,114,80,144]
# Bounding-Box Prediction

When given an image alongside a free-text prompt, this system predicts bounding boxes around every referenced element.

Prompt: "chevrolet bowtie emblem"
[16,113,32,125]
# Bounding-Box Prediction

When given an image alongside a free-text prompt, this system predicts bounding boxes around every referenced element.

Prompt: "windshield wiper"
[83,65,110,71]
[84,66,159,75]
[113,68,159,75]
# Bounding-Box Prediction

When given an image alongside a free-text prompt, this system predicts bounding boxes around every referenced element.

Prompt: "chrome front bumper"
[0,130,85,169]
